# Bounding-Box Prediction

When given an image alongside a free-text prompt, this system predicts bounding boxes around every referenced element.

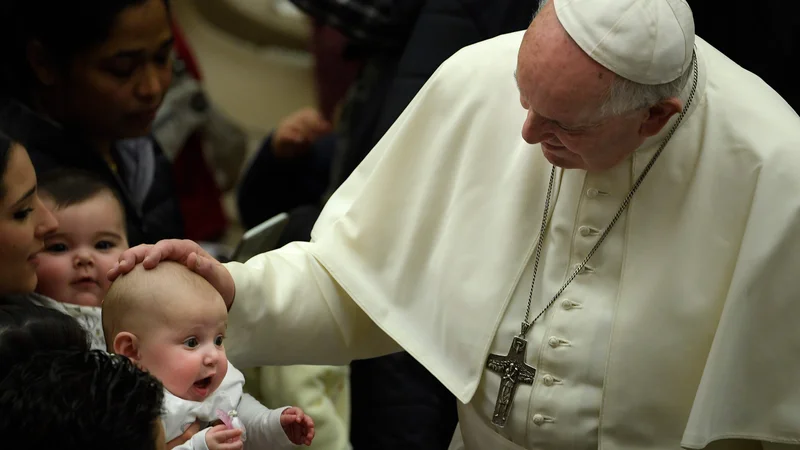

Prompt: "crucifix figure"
[486,335,536,427]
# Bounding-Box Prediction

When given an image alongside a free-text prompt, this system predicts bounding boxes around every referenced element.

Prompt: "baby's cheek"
[34,258,68,294]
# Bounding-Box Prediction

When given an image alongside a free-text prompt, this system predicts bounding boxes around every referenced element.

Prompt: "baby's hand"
[280,407,315,446]
[205,424,243,450]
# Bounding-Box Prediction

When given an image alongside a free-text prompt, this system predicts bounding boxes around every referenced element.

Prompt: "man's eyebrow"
[514,70,594,130]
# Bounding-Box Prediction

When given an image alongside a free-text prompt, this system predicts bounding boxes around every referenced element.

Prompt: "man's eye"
[184,337,199,348]
[558,124,580,133]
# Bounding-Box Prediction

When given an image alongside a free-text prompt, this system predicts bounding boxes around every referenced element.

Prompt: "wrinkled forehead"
[517,7,613,123]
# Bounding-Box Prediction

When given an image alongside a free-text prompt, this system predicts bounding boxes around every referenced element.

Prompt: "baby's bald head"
[102,262,223,351]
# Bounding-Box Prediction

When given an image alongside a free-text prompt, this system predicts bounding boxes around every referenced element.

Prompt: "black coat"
[0,99,184,246]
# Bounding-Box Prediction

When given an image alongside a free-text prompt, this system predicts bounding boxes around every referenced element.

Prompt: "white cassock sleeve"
[223,243,402,368]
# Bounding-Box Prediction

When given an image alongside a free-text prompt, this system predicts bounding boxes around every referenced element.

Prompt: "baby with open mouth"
[102,261,315,450]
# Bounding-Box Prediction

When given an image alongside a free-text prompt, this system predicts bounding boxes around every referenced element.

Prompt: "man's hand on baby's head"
[280,407,315,446]
[205,424,243,450]
[108,239,236,309]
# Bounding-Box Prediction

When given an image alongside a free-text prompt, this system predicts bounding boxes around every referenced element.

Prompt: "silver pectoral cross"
[485,335,536,427]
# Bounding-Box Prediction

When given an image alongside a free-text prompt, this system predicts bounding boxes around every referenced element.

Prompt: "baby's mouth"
[194,376,213,390]
[72,277,98,287]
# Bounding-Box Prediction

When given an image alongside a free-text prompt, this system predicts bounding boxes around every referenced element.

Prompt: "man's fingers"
[191,254,218,285]
[109,240,213,281]
[142,245,164,269]
[108,244,153,280]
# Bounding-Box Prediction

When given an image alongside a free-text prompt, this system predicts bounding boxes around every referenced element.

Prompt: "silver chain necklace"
[485,54,699,428]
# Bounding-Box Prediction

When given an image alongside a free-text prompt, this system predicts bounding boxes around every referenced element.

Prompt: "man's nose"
[521,110,551,144]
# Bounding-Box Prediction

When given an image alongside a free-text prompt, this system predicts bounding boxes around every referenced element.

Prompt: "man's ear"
[639,97,682,138]
[26,40,58,87]
[113,332,141,361]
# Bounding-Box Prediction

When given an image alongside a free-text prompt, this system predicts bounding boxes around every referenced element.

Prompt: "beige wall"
[172,0,316,139]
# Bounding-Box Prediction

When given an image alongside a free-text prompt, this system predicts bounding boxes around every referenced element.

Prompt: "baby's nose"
[203,350,220,366]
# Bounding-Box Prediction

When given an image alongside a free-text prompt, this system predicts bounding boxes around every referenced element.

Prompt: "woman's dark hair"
[0,132,14,199]
[0,0,170,100]
[0,296,90,379]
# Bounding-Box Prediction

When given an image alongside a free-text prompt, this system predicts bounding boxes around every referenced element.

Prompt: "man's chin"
[542,148,585,170]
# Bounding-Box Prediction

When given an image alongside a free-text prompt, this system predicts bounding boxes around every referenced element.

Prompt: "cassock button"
[542,374,555,386]
[579,226,592,237]
[548,337,560,348]
[532,414,545,426]
[586,188,599,198]
[561,299,574,310]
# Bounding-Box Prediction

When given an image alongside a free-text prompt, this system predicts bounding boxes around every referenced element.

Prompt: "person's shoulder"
[698,38,800,164]
[413,30,524,117]
[429,31,525,87]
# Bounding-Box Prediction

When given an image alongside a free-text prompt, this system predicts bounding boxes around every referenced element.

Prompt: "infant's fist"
[205,424,243,450]
[280,407,315,446]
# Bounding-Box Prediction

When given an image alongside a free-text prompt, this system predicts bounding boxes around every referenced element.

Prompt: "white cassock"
[223,20,800,450]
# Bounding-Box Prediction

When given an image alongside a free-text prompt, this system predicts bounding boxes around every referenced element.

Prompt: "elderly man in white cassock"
[111,0,800,448]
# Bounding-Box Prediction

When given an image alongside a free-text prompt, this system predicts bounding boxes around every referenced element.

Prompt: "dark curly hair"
[0,296,90,379]
[0,0,170,101]
[0,349,165,450]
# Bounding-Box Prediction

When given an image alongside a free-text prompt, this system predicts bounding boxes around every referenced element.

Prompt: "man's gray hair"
[533,0,691,117]
[599,66,692,116]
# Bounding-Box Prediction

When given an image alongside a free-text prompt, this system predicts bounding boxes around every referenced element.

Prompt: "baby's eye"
[45,243,68,253]
[96,240,116,250]
[183,337,199,348]
[214,335,224,347]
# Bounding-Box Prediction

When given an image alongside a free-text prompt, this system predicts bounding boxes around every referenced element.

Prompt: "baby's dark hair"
[37,168,126,218]
[0,296,90,379]
[0,349,164,450]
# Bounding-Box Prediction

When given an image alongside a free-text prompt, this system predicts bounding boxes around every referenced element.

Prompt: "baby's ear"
[113,332,140,361]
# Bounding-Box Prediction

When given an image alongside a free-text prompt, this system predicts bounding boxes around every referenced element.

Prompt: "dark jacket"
[0,99,185,246]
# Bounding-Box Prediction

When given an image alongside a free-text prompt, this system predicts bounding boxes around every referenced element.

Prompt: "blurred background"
[170,0,315,243]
